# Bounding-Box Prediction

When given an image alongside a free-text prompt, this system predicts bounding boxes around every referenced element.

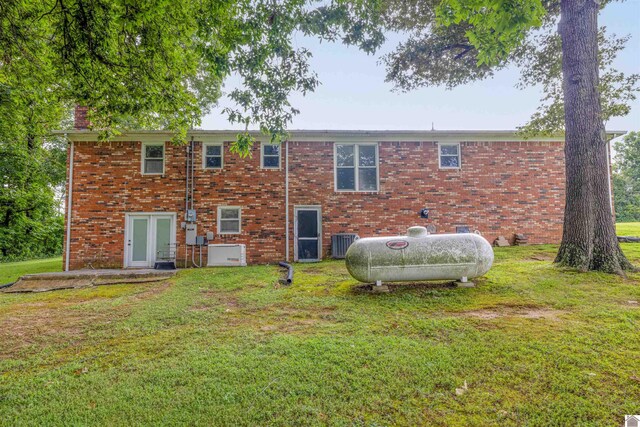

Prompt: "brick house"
[59,111,619,270]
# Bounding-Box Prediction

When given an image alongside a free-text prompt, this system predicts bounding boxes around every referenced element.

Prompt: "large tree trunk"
[555,0,634,273]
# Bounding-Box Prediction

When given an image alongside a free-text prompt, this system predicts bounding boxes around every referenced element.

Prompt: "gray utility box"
[331,233,359,259]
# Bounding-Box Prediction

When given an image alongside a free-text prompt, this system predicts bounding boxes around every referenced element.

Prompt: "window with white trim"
[439,143,461,169]
[261,143,280,169]
[217,207,241,234]
[335,143,378,191]
[142,142,164,174]
[203,143,223,169]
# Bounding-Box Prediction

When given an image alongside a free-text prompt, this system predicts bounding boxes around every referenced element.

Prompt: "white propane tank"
[345,226,494,283]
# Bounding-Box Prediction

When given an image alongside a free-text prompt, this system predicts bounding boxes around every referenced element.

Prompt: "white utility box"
[207,244,247,267]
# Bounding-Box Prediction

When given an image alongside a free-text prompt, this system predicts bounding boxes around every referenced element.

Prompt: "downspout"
[65,137,74,272]
[285,140,290,262]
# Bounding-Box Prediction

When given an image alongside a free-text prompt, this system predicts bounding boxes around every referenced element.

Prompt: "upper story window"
[142,142,164,175]
[261,143,280,169]
[438,143,461,169]
[335,143,378,192]
[203,142,223,169]
[217,206,241,234]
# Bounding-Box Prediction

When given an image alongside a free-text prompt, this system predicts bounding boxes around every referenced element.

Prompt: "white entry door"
[126,214,175,268]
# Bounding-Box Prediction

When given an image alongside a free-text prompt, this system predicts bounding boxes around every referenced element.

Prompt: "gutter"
[65,138,74,271]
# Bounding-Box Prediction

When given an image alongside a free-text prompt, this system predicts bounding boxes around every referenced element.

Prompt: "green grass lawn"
[617,222,640,236]
[0,257,62,284]
[0,235,639,425]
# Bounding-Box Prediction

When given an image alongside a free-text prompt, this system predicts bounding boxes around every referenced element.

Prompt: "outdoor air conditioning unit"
[331,233,359,259]
[207,244,247,267]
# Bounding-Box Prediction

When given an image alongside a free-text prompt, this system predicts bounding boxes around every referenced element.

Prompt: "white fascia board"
[53,129,627,143]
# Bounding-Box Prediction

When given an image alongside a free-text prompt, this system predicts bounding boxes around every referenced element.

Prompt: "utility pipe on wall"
[65,138,74,272]
[285,140,290,262]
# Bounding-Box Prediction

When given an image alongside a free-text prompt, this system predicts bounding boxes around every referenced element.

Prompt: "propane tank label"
[386,240,409,250]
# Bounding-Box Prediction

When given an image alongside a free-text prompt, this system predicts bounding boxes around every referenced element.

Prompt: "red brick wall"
[63,139,565,269]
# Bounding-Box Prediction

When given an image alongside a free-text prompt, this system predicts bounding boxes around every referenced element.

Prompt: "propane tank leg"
[461,276,468,283]
[375,280,382,287]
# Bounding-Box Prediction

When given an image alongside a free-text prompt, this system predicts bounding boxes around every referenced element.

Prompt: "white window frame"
[202,142,224,170]
[141,142,165,175]
[334,143,379,192]
[261,142,281,169]
[217,206,242,235]
[438,142,462,169]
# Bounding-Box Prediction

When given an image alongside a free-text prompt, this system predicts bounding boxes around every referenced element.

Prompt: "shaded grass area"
[0,257,62,284]
[0,244,639,425]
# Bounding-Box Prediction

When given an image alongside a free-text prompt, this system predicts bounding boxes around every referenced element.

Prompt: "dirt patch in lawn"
[0,281,172,359]
[458,305,566,320]
[0,307,121,359]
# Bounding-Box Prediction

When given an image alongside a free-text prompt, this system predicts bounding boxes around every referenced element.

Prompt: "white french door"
[125,213,176,268]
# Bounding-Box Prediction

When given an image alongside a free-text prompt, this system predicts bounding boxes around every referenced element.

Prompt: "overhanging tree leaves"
[434,0,636,273]
[319,0,637,273]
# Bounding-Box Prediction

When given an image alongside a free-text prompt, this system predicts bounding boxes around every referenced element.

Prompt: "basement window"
[203,143,223,169]
[217,207,241,234]
[261,143,280,169]
[439,143,461,169]
[142,142,165,175]
[335,143,379,192]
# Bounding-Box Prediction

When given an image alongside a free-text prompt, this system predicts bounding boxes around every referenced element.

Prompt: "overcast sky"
[202,1,640,133]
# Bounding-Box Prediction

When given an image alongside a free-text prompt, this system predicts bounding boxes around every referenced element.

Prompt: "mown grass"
[617,222,640,236]
[0,257,62,284]
[0,231,639,426]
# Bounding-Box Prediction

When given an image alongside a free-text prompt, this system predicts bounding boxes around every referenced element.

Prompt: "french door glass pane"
[132,218,148,262]
[155,218,171,258]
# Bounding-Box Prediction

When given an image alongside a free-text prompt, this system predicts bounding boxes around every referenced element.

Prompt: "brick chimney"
[74,106,90,129]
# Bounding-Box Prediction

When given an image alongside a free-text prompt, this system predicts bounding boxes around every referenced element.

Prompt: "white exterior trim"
[202,142,224,170]
[438,142,462,170]
[141,141,165,175]
[334,142,379,192]
[217,206,242,235]
[59,129,601,144]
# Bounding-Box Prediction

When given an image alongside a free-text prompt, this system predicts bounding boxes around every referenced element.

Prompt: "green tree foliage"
[340,0,639,135]
[0,0,385,259]
[613,132,640,222]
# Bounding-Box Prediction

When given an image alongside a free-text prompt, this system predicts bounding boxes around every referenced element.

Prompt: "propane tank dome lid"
[407,226,429,238]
